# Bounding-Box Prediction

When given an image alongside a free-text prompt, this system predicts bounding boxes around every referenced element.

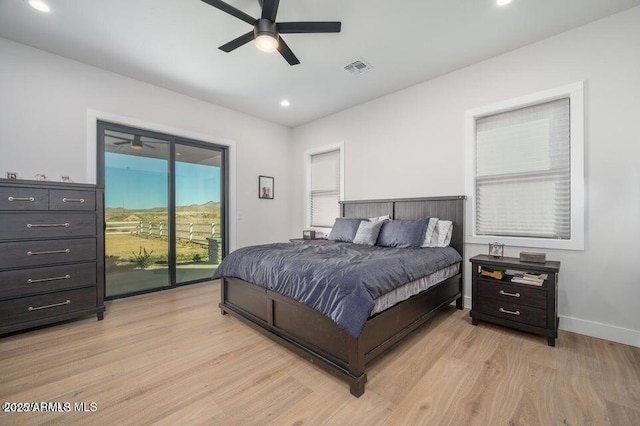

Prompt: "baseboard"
[559,315,640,348]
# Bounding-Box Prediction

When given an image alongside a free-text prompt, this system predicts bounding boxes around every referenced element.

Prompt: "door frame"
[97,120,229,299]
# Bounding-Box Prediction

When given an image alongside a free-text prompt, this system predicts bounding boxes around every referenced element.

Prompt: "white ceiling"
[1,0,639,127]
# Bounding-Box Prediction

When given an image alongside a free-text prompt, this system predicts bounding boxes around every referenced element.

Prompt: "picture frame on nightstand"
[489,242,504,257]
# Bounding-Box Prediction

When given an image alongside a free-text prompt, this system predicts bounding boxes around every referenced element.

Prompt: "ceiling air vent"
[343,58,373,76]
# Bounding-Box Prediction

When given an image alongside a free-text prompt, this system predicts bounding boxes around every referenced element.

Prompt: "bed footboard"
[220,274,461,396]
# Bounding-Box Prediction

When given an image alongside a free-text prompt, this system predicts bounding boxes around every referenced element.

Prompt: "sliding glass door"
[175,143,223,283]
[98,122,227,299]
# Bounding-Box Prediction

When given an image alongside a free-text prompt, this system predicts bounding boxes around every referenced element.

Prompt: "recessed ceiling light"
[496,0,512,6]
[27,0,51,13]
[280,99,290,108]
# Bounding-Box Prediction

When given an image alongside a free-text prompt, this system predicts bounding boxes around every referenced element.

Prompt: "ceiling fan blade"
[143,143,157,149]
[200,0,256,25]
[277,22,341,34]
[261,0,280,21]
[112,141,130,145]
[277,37,300,66]
[219,31,255,52]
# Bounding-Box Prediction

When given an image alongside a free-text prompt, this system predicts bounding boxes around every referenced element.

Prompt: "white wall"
[0,37,293,250]
[292,7,640,347]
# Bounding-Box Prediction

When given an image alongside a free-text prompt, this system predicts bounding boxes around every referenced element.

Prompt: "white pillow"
[435,220,453,247]
[423,219,453,247]
[421,218,439,247]
[369,214,390,222]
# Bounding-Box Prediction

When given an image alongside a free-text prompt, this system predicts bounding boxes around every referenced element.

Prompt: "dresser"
[0,179,105,335]
[469,254,560,346]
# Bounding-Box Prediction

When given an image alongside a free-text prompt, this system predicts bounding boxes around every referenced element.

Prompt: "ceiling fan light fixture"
[496,0,512,6]
[255,34,279,52]
[254,19,279,52]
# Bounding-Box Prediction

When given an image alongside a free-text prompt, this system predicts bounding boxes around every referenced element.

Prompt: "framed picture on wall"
[259,175,274,199]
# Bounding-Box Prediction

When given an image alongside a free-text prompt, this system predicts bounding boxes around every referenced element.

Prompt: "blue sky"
[105,152,220,209]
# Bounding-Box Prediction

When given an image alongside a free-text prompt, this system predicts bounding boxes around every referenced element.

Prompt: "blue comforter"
[213,242,461,337]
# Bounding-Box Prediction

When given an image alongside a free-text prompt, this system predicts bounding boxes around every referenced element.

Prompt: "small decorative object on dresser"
[35,174,47,181]
[258,175,274,199]
[519,251,546,263]
[470,254,560,346]
[488,242,504,257]
[0,178,105,335]
[6,172,17,179]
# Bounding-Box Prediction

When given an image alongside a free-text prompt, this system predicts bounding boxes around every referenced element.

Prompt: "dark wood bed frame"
[219,196,466,396]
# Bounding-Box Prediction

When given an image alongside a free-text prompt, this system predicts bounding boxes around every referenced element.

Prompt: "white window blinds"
[475,98,571,239]
[310,149,341,227]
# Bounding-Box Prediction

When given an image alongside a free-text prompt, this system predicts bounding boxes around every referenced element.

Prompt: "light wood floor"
[1,281,639,425]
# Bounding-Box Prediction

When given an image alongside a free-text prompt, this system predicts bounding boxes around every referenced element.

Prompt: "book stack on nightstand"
[469,254,560,346]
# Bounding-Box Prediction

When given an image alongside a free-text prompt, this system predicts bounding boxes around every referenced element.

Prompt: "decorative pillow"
[421,217,439,247]
[436,220,453,247]
[424,220,453,247]
[376,218,428,248]
[368,214,391,222]
[327,218,365,242]
[353,220,386,245]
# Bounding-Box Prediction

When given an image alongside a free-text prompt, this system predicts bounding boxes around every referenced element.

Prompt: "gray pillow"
[376,218,429,248]
[327,218,365,242]
[353,220,386,245]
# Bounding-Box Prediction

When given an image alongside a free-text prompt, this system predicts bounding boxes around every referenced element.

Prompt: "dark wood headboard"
[340,196,466,258]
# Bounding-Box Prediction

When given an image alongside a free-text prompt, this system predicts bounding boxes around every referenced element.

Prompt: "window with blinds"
[310,149,341,228]
[475,98,571,239]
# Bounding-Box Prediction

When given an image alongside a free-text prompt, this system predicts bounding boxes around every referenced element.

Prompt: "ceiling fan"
[201,0,342,65]
[110,135,167,150]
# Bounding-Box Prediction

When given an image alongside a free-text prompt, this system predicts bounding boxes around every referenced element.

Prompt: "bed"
[216,196,465,396]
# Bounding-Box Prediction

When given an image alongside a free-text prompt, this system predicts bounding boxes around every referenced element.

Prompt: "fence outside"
[106,221,218,244]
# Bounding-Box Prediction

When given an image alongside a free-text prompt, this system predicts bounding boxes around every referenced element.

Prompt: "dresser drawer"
[0,187,48,210]
[0,263,97,299]
[477,279,546,309]
[0,213,96,240]
[0,238,96,269]
[0,286,97,327]
[49,190,96,211]
[476,297,546,328]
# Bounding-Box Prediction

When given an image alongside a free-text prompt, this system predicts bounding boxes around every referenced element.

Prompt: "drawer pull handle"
[27,249,71,256]
[28,274,71,284]
[7,196,35,202]
[499,290,521,298]
[27,223,70,228]
[499,308,521,316]
[28,300,71,311]
[62,198,85,203]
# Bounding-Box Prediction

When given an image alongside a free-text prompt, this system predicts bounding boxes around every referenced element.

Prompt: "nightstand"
[469,254,560,346]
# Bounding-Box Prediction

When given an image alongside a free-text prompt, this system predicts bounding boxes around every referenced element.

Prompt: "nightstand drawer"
[0,238,96,269]
[49,190,96,211]
[476,298,546,328]
[0,263,97,299]
[477,279,546,309]
[0,213,96,240]
[0,287,97,326]
[0,187,48,210]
